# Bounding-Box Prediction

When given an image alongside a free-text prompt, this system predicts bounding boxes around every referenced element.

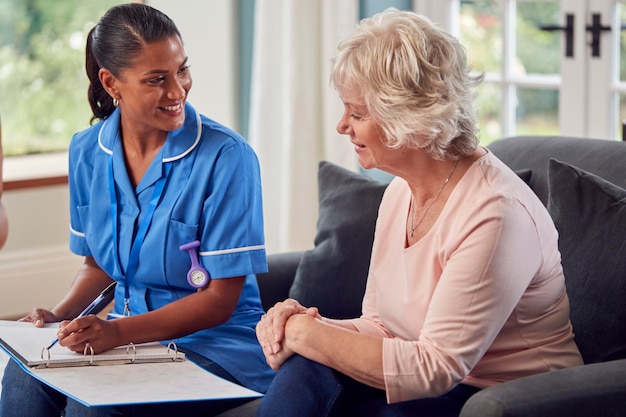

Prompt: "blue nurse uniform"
[67,102,274,393]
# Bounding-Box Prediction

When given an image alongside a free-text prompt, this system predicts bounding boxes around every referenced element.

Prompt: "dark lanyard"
[108,156,172,315]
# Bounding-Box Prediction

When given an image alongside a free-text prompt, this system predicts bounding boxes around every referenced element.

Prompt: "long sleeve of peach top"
[345,151,583,404]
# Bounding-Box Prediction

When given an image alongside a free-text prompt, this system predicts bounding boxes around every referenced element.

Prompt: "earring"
[113,97,119,107]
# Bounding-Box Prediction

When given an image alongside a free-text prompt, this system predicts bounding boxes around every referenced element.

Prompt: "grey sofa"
[223,136,626,417]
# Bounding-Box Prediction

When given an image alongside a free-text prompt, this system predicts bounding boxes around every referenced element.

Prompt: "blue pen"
[45,281,117,350]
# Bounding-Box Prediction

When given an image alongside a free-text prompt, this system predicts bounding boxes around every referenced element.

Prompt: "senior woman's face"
[336,86,388,170]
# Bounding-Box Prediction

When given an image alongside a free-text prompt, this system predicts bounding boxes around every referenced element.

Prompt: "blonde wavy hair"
[331,9,484,160]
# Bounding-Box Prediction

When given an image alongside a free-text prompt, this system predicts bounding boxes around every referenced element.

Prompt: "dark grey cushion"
[514,168,532,184]
[288,161,388,319]
[547,159,626,364]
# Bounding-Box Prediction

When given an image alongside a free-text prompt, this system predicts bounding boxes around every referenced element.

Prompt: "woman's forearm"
[285,314,386,390]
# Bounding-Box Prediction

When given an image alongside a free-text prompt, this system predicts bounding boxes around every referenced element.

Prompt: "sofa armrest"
[460,359,626,417]
[256,251,304,311]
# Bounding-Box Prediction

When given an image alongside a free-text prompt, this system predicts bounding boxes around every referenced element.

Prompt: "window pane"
[515,87,559,136]
[0,0,126,157]
[516,1,560,76]
[476,82,502,146]
[460,1,564,139]
[459,0,502,74]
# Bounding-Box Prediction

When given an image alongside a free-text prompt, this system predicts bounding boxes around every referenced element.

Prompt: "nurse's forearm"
[111,276,245,346]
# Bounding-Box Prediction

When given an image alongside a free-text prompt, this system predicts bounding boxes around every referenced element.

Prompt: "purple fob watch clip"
[179,240,210,288]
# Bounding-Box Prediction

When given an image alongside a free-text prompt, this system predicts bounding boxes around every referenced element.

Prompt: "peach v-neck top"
[346,150,583,403]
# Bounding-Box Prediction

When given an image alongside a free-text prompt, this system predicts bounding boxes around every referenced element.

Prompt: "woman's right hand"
[256,298,319,356]
[18,308,61,327]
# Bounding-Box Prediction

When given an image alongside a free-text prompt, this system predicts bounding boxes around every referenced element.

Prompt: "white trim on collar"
[97,117,114,156]
[96,106,202,162]
[164,109,202,163]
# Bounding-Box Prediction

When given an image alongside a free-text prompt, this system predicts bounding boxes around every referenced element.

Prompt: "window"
[0,0,127,158]
[458,1,562,145]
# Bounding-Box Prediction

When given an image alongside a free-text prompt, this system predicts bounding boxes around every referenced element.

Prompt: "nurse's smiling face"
[101,35,192,136]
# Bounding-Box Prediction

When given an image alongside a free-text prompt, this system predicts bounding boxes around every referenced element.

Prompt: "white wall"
[149,0,238,132]
[0,1,237,319]
[0,185,81,318]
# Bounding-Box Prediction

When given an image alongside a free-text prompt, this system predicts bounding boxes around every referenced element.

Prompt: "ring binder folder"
[167,341,180,361]
[40,346,51,368]
[2,322,185,369]
[0,320,263,407]
[84,343,94,365]
[126,342,136,363]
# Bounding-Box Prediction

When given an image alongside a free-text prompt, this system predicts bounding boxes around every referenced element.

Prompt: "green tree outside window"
[0,0,125,157]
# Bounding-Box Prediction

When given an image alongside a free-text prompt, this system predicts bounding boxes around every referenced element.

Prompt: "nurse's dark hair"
[86,3,182,124]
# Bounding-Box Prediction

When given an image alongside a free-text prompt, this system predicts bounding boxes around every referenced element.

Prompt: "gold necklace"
[409,160,459,238]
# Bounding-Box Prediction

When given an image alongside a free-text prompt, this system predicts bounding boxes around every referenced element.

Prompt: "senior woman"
[255,9,583,417]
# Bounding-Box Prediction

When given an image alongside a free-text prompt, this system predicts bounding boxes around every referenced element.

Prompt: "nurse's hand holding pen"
[55,315,119,354]
[20,307,119,355]
[39,281,118,354]
[18,308,118,354]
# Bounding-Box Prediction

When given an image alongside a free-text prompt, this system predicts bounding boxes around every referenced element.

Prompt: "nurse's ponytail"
[86,27,113,124]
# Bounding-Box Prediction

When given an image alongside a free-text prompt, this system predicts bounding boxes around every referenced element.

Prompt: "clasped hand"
[256,298,319,370]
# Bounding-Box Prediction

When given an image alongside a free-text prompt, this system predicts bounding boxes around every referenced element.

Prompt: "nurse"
[0,4,273,417]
